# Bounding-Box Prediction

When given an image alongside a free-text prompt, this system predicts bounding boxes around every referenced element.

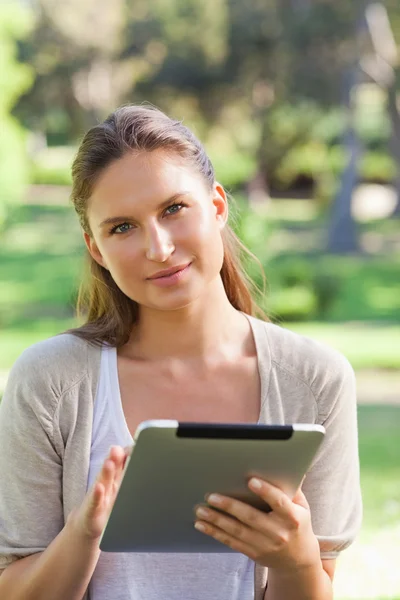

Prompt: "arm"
[0,446,129,600]
[264,558,336,600]
[0,519,100,600]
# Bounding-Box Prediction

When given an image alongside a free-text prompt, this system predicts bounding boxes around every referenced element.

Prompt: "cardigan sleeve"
[302,352,363,559]
[0,347,64,570]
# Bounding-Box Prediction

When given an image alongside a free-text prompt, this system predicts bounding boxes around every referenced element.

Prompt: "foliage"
[29,146,75,185]
[12,2,359,156]
[10,0,400,199]
[229,199,400,323]
[0,4,33,224]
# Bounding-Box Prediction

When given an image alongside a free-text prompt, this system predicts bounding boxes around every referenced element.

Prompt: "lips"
[148,263,191,280]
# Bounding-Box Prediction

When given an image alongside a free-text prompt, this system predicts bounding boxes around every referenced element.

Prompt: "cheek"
[187,206,222,244]
[190,213,224,270]
[104,244,146,301]
[100,240,141,281]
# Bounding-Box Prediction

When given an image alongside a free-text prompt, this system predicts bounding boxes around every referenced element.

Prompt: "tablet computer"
[100,420,325,553]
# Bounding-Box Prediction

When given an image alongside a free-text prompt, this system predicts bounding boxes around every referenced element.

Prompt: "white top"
[87,344,255,600]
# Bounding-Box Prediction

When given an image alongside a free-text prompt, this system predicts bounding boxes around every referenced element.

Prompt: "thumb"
[292,486,310,510]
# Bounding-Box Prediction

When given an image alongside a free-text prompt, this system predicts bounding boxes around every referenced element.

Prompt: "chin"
[149,296,198,313]
[140,286,206,313]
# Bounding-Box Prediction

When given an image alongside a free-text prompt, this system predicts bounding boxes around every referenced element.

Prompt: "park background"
[1,0,399,598]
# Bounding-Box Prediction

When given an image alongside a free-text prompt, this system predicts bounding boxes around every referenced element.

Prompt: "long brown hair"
[68,104,268,347]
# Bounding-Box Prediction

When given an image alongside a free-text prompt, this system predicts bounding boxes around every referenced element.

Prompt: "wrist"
[266,559,333,600]
[273,537,322,578]
[66,510,102,549]
[272,559,322,579]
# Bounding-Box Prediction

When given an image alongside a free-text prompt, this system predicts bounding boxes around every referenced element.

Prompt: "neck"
[122,278,248,362]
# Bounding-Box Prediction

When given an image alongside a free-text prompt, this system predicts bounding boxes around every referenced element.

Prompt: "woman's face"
[84,150,228,312]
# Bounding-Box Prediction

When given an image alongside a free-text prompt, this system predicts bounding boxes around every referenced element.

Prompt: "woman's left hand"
[193,477,321,571]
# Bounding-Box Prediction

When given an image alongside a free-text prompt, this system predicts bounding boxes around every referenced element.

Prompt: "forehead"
[89,150,205,212]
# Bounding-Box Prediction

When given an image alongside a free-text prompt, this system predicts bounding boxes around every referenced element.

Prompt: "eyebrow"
[98,192,191,228]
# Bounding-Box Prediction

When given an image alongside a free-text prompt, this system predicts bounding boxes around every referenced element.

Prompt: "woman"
[0,104,362,600]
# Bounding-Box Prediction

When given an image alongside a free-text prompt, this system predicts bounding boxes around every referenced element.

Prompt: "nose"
[145,222,175,262]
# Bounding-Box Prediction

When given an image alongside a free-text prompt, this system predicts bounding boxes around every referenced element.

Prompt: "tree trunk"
[326,69,361,254]
[387,85,400,216]
[246,168,270,207]
[247,97,272,207]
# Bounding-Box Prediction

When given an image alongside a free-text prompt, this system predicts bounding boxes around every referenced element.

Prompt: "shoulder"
[266,320,352,376]
[6,332,102,400]
[251,317,355,419]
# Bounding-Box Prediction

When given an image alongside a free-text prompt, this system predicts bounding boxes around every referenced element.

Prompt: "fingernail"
[249,478,262,490]
[207,494,222,505]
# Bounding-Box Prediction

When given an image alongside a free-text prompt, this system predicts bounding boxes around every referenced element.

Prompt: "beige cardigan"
[0,315,362,599]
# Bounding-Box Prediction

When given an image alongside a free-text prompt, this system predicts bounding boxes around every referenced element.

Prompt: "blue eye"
[164,202,185,216]
[110,222,133,234]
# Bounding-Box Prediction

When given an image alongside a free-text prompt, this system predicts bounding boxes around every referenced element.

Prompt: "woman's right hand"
[68,445,132,543]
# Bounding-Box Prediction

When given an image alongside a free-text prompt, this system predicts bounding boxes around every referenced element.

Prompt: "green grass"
[0,320,76,370]
[286,322,400,369]
[0,203,83,327]
[329,404,400,599]
[357,405,400,532]
[265,253,400,323]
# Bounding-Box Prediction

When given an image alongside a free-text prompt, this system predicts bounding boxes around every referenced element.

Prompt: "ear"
[83,232,109,270]
[212,182,229,229]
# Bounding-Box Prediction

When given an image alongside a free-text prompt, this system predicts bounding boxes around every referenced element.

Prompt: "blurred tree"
[15,0,151,140]
[224,0,360,200]
[15,0,360,154]
[362,2,400,217]
[0,3,33,226]
[123,0,229,127]
[13,0,399,217]
[130,0,361,201]
[14,0,229,142]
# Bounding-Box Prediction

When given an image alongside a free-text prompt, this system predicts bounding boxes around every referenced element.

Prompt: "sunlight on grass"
[368,286,400,311]
[334,525,400,599]
[287,322,400,369]
[264,198,320,221]
[0,319,77,371]
[334,404,400,599]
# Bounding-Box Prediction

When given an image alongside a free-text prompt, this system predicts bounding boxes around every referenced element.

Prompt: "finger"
[248,479,293,516]
[194,520,258,561]
[87,481,105,517]
[98,459,115,498]
[195,504,266,548]
[109,445,126,466]
[108,447,129,492]
[204,493,281,539]
[110,446,128,476]
[291,487,309,509]
[122,445,133,468]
